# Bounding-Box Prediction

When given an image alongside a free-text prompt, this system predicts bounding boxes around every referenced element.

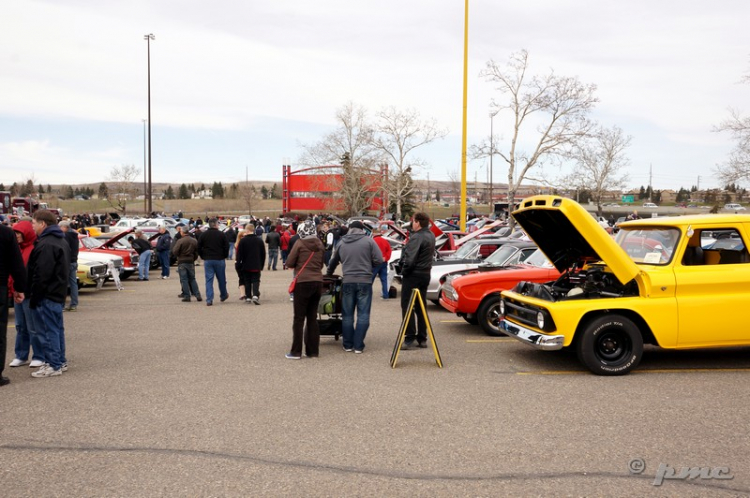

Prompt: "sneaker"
[285,353,302,360]
[181,297,191,302]
[417,342,428,348]
[206,301,213,306]
[252,296,260,305]
[61,362,69,372]
[9,358,28,367]
[220,295,229,302]
[354,350,363,354]
[196,296,203,302]
[178,293,186,298]
[289,296,294,302]
[343,347,354,352]
[400,341,415,351]
[245,298,252,303]
[29,359,45,368]
[68,306,77,312]
[32,365,62,378]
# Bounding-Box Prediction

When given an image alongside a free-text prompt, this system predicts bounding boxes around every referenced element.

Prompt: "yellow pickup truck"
[499,195,750,375]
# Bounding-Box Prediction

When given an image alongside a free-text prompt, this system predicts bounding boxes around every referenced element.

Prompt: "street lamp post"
[142,119,147,214]
[489,109,498,214]
[144,33,155,215]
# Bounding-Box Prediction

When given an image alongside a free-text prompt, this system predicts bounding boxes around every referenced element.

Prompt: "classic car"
[76,260,109,288]
[499,195,750,375]
[79,230,139,279]
[439,248,560,336]
[426,239,536,304]
[77,251,124,280]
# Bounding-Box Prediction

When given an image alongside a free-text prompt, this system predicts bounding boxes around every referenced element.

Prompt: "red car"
[439,249,561,336]
[79,228,141,279]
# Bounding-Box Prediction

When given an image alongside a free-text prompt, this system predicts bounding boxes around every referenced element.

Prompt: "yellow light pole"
[460,0,469,231]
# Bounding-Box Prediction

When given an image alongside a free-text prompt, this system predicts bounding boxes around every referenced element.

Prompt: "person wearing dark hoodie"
[59,220,79,311]
[8,220,46,370]
[1,222,27,386]
[27,210,69,378]
[284,220,325,359]
[235,223,266,304]
[326,221,383,354]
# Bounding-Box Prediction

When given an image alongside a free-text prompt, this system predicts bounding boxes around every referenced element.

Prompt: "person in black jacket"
[59,221,80,311]
[27,210,69,378]
[197,218,229,306]
[225,226,238,260]
[155,226,172,279]
[235,224,266,304]
[399,212,436,350]
[0,223,27,386]
[129,229,153,281]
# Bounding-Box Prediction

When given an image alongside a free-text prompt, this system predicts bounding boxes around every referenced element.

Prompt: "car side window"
[685,228,749,266]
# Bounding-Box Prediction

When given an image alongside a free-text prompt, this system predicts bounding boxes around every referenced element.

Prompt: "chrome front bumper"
[500,320,565,351]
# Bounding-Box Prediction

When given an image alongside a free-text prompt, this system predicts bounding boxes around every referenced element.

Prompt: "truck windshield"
[615,227,680,265]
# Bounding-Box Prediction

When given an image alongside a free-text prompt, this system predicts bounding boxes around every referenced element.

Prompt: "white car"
[642,202,658,208]
[724,203,746,211]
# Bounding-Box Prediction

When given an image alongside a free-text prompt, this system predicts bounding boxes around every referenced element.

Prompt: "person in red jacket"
[280,226,292,269]
[371,225,393,300]
[8,220,46,370]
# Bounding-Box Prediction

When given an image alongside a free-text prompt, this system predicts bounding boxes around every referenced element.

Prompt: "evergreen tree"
[66,186,74,199]
[10,183,19,196]
[261,186,269,199]
[638,186,646,199]
[179,184,190,199]
[435,190,441,202]
[166,185,175,200]
[0,183,4,191]
[98,182,109,199]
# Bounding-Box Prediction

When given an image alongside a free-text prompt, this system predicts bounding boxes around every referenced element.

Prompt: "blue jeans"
[158,250,170,277]
[139,249,152,280]
[204,259,228,303]
[268,248,279,270]
[30,299,66,371]
[228,244,234,260]
[68,262,79,307]
[371,262,389,299]
[178,263,201,299]
[14,299,46,363]
[341,282,373,351]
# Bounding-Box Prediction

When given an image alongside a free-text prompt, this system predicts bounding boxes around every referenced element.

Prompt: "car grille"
[131,254,139,264]
[504,297,542,329]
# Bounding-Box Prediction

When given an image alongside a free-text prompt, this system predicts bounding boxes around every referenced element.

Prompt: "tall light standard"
[489,109,498,213]
[142,118,147,214]
[144,33,155,214]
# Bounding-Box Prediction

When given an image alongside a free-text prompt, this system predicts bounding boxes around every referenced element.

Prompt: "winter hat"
[349,221,365,230]
[298,220,317,239]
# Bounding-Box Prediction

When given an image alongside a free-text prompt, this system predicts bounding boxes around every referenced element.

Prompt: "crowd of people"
[1,209,437,385]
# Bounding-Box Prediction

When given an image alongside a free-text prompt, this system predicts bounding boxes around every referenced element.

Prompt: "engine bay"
[513,263,639,302]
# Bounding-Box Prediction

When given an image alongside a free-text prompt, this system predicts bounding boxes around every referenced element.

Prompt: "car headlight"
[499,299,505,316]
[537,311,545,329]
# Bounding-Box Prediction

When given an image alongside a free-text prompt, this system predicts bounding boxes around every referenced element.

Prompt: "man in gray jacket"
[326,221,383,353]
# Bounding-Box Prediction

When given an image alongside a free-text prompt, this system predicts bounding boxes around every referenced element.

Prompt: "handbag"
[288,251,315,294]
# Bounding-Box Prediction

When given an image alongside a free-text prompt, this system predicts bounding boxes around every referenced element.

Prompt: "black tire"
[463,315,478,325]
[477,296,504,336]
[121,271,133,280]
[576,314,643,375]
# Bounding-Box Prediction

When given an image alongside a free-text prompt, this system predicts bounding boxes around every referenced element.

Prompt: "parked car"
[724,203,746,211]
[499,194,750,375]
[76,260,109,288]
[110,217,149,232]
[430,240,538,303]
[77,251,124,280]
[642,202,658,208]
[80,230,140,279]
[439,248,560,336]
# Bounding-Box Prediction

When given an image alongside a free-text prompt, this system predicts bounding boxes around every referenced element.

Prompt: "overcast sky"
[1,0,749,191]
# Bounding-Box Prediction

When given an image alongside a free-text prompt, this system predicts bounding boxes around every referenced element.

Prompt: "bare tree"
[478,50,598,226]
[107,164,141,214]
[446,169,461,205]
[373,107,448,219]
[300,102,385,216]
[561,125,631,215]
[238,182,259,216]
[715,108,750,184]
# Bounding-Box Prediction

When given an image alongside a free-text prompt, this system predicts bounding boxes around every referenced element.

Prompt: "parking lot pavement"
[3,266,750,496]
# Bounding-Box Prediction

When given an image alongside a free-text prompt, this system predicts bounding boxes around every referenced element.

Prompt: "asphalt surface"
[2,264,750,497]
